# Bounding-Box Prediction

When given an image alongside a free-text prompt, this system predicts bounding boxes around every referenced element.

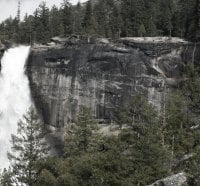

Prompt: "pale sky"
[0,0,88,22]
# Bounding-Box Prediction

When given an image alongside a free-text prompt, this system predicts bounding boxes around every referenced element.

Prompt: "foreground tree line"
[1,67,200,185]
[0,0,199,44]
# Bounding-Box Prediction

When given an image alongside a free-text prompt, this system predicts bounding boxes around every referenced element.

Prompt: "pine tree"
[175,0,191,38]
[36,169,57,186]
[0,0,199,42]
[7,107,49,186]
[66,135,132,186]
[32,2,50,43]
[119,126,170,185]
[61,0,73,35]
[179,0,197,40]
[93,0,106,37]
[34,98,171,186]
[193,0,200,41]
[197,0,200,40]
[138,24,146,37]
[71,2,84,35]
[17,0,21,23]
[158,0,174,36]
[117,95,157,128]
[144,0,158,36]
[164,91,190,158]
[37,2,50,43]
[49,5,64,37]
[186,147,200,185]
[0,169,13,186]
[163,88,200,177]
[109,2,123,39]
[121,0,146,37]
[20,14,34,44]
[117,94,170,185]
[64,106,98,157]
[33,8,40,43]
[82,0,97,36]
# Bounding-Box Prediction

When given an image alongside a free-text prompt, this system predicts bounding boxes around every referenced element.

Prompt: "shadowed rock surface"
[27,38,200,129]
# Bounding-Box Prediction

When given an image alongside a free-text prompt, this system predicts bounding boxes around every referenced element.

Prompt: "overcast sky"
[0,0,88,22]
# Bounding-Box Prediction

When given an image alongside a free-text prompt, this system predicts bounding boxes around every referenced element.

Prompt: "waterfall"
[0,46,31,170]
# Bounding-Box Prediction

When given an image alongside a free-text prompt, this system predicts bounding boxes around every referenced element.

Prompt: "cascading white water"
[0,46,31,170]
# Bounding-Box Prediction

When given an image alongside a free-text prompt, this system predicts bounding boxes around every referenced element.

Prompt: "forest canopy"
[0,0,199,44]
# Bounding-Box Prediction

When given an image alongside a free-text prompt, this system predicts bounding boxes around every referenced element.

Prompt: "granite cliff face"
[27,37,200,129]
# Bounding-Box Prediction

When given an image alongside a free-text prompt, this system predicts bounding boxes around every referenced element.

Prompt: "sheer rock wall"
[27,38,200,128]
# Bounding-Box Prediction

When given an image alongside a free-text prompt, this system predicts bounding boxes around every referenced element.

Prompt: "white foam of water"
[0,46,31,170]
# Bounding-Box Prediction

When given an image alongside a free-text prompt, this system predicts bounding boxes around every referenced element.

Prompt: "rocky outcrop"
[27,37,200,128]
[148,172,190,186]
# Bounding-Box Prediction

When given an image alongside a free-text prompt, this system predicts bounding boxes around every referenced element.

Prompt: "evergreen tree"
[177,0,197,40]
[49,5,64,37]
[192,0,200,41]
[82,0,97,36]
[17,1,21,22]
[11,18,20,42]
[31,2,51,43]
[163,87,200,175]
[36,156,79,186]
[158,0,174,36]
[0,0,199,42]
[19,14,34,44]
[117,95,157,128]
[7,107,49,186]
[36,169,57,186]
[15,0,21,42]
[109,2,123,39]
[175,0,191,38]
[197,0,200,40]
[186,0,197,40]
[72,2,84,35]
[0,169,13,186]
[186,147,200,185]
[164,91,191,158]
[61,0,73,35]
[64,106,98,157]
[143,0,158,36]
[37,2,50,43]
[93,0,108,37]
[67,135,132,186]
[121,0,146,37]
[117,94,170,185]
[35,97,171,186]
[119,127,170,185]
[33,8,40,43]
[138,24,146,37]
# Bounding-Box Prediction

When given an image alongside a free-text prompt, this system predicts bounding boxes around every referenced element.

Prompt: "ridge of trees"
[0,0,199,44]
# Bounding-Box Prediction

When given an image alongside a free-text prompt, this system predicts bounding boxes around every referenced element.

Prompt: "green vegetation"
[0,0,199,44]
[1,0,200,185]
[2,77,200,185]
[1,107,49,186]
